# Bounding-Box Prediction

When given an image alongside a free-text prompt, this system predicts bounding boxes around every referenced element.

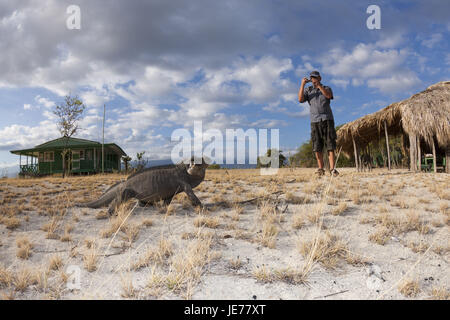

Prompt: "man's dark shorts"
[311,120,337,152]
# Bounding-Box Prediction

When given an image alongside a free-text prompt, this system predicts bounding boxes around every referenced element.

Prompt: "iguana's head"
[187,156,209,177]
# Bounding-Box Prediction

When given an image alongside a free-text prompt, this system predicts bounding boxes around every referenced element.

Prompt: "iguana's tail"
[74,181,123,208]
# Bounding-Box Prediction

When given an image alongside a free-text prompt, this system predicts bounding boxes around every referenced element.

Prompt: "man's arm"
[317,83,333,99]
[298,77,309,103]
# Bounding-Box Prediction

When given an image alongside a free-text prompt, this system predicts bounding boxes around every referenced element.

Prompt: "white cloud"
[233,56,293,102]
[164,55,296,124]
[23,104,32,110]
[0,123,59,151]
[317,42,421,94]
[129,66,194,101]
[320,44,406,79]
[421,33,443,48]
[80,90,112,108]
[375,32,405,49]
[367,73,421,94]
[34,95,55,108]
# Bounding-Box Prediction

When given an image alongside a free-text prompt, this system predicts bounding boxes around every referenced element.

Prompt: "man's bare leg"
[328,150,335,170]
[315,152,324,169]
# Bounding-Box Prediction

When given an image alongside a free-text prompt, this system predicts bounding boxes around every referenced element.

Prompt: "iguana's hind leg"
[108,188,138,215]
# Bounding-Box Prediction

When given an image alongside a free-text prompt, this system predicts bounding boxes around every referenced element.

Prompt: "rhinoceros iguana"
[75,157,208,214]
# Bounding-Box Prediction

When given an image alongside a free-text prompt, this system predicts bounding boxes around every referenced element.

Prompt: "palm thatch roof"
[337,81,450,157]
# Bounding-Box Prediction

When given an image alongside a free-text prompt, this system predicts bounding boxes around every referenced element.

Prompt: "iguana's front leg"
[182,183,202,207]
[108,188,138,215]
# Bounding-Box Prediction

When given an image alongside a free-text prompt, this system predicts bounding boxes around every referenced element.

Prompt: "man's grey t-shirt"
[303,85,334,123]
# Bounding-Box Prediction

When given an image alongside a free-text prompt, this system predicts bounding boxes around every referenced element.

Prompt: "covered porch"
[337,81,450,173]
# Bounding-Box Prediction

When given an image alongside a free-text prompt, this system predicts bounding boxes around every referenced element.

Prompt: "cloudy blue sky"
[0,0,449,170]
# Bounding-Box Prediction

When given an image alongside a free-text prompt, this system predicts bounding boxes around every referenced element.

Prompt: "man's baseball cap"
[310,70,321,78]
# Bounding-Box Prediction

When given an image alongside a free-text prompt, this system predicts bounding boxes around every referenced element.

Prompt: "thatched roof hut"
[336,81,450,173]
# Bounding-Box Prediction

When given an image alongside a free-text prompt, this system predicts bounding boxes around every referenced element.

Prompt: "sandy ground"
[0,168,449,300]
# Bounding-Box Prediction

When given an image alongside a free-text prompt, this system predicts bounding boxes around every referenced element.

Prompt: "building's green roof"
[10,137,127,156]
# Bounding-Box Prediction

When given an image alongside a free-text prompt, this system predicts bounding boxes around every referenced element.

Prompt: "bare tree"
[53,94,85,178]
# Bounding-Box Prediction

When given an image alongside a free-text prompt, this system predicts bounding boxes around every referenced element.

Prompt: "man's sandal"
[315,168,325,177]
[330,168,339,177]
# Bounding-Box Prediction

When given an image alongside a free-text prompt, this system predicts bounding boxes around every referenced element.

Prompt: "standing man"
[298,70,339,177]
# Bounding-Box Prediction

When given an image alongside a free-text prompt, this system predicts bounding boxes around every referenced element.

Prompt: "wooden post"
[417,136,421,172]
[102,104,105,174]
[384,120,391,171]
[432,139,437,173]
[409,134,417,172]
[352,135,359,172]
[446,146,450,174]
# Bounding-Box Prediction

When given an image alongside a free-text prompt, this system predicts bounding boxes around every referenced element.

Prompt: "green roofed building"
[10,137,127,176]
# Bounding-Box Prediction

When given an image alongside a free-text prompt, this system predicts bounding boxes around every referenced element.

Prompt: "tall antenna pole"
[102,104,105,174]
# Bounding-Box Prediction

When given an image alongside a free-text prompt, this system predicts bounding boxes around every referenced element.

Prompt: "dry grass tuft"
[13,268,32,292]
[258,221,278,249]
[121,222,141,243]
[431,286,450,300]
[252,265,272,283]
[298,232,350,269]
[306,204,323,224]
[369,227,393,245]
[407,240,429,253]
[194,216,220,229]
[120,273,137,298]
[231,204,244,221]
[83,248,98,272]
[229,257,243,270]
[273,267,309,285]
[0,265,13,288]
[16,236,33,260]
[2,216,21,230]
[292,212,306,229]
[331,202,348,216]
[398,279,421,297]
[48,254,64,271]
[164,235,215,294]
[41,216,60,239]
[402,210,430,234]
[132,239,174,270]
[285,192,312,204]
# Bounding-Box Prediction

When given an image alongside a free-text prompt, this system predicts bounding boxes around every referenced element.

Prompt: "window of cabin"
[79,150,85,160]
[44,151,54,162]
[38,152,44,162]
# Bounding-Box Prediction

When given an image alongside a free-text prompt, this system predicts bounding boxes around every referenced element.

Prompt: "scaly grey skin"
[75,157,208,215]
